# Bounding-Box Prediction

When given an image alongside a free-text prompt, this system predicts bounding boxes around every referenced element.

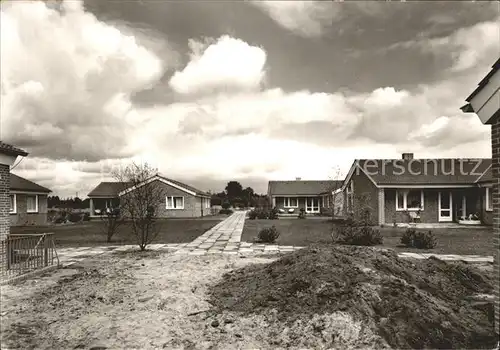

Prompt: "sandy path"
[1,251,278,350]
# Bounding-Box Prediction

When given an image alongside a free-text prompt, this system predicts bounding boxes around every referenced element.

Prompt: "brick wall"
[349,170,379,225]
[491,118,500,337]
[121,180,205,218]
[385,189,439,224]
[480,187,493,225]
[10,194,48,226]
[0,164,9,240]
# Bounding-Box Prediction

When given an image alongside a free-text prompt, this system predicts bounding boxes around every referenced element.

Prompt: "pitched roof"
[10,173,51,193]
[158,175,210,197]
[87,176,210,198]
[87,182,132,197]
[353,158,491,186]
[0,141,28,157]
[268,180,343,196]
[465,58,500,103]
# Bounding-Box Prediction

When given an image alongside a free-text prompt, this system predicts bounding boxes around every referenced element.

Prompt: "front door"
[438,191,453,222]
[305,198,320,213]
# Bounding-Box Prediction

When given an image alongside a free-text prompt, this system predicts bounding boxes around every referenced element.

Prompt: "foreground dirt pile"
[209,245,496,349]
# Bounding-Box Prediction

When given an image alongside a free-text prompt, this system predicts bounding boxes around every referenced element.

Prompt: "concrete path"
[53,211,494,265]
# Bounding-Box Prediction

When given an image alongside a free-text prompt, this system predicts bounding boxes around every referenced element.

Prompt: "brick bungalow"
[87,174,212,218]
[341,153,492,226]
[9,173,51,226]
[267,178,344,216]
[0,142,28,240]
[461,57,499,341]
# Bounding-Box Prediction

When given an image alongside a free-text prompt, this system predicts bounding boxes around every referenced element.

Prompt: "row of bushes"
[255,222,437,249]
[248,208,278,220]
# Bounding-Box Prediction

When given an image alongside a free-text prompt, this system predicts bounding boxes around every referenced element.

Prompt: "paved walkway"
[54,211,494,266]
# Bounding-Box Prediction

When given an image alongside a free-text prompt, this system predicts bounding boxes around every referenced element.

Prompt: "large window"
[396,189,424,211]
[10,194,16,214]
[26,195,38,213]
[283,197,298,208]
[486,187,493,211]
[166,196,184,210]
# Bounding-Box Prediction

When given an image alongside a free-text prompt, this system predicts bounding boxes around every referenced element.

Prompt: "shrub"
[219,209,233,215]
[334,216,383,246]
[256,225,280,243]
[257,210,268,219]
[400,228,437,249]
[268,207,278,220]
[298,208,306,219]
[82,212,90,221]
[68,213,82,223]
[221,202,231,210]
[54,217,66,224]
[248,210,258,220]
[336,225,383,246]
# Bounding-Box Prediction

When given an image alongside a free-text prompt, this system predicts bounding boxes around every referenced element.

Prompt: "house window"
[486,187,493,211]
[166,196,184,209]
[396,190,424,211]
[26,195,38,213]
[283,197,298,208]
[10,194,16,214]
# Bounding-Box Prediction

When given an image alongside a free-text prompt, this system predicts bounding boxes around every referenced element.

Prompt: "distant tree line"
[49,180,269,210]
[48,196,90,209]
[210,181,269,209]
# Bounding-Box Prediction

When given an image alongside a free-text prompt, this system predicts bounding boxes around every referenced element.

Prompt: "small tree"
[100,208,123,243]
[327,165,344,219]
[113,162,165,251]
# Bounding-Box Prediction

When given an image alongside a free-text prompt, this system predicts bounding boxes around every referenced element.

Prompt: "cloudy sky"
[1,0,498,197]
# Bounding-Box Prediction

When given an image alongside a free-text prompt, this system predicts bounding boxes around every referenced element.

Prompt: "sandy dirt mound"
[1,251,279,350]
[209,245,497,349]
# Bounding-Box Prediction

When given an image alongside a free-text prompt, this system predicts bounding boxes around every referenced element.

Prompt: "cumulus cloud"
[169,36,267,95]
[249,1,340,37]
[0,0,173,161]
[3,3,496,198]
[385,17,500,73]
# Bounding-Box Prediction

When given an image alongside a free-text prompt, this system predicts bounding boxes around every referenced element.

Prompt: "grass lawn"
[10,216,225,248]
[241,219,494,256]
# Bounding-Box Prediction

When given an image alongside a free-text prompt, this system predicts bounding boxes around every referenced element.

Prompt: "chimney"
[295,177,301,181]
[402,153,414,160]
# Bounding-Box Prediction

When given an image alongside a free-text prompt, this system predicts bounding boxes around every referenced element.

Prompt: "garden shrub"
[401,228,437,249]
[298,208,306,219]
[248,210,258,220]
[268,207,279,220]
[334,217,383,246]
[256,225,280,243]
[257,210,268,219]
[219,209,233,215]
[82,212,90,221]
[68,212,82,223]
[221,202,231,210]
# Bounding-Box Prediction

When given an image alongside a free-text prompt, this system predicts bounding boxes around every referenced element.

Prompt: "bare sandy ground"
[1,250,376,349]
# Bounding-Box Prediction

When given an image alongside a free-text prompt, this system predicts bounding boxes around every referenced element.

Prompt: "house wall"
[273,196,324,214]
[121,180,208,218]
[480,187,493,225]
[491,116,500,336]
[0,164,9,240]
[348,170,379,225]
[384,189,439,224]
[10,194,48,226]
